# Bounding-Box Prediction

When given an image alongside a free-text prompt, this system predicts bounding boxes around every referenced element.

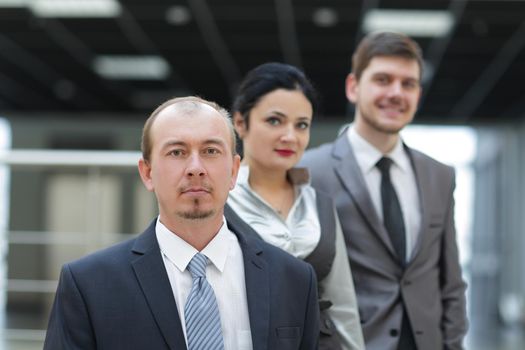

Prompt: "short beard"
[176,198,215,220]
[178,210,215,220]
[361,110,405,134]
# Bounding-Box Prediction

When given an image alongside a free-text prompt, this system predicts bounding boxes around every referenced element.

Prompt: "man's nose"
[387,81,403,97]
[186,154,206,177]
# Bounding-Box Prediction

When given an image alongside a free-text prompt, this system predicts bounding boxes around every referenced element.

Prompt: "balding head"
[141,96,236,162]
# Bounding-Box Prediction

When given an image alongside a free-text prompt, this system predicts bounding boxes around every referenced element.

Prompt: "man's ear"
[233,112,246,139]
[138,158,154,192]
[345,73,359,104]
[416,85,423,106]
[229,154,241,190]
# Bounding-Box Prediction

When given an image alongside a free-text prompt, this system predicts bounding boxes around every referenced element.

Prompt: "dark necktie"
[376,157,406,265]
[184,253,224,350]
[377,158,417,349]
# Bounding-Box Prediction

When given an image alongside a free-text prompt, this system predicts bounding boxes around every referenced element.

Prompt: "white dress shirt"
[156,218,253,350]
[347,125,421,261]
[228,165,365,350]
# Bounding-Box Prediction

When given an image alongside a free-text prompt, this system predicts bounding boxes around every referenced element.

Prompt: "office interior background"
[1,0,525,349]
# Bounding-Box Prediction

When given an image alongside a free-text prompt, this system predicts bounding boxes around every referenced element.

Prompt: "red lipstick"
[275,149,295,157]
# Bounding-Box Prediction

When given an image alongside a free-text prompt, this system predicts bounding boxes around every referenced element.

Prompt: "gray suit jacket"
[44,217,319,350]
[301,134,468,350]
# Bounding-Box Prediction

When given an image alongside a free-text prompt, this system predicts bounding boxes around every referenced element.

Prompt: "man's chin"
[176,209,215,220]
[381,125,404,134]
[374,119,408,134]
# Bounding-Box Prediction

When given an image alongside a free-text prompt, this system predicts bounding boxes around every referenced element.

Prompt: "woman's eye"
[297,121,310,130]
[266,117,281,126]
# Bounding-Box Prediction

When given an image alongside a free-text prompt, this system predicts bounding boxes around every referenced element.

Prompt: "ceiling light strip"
[30,0,121,18]
[363,9,454,37]
[93,55,171,80]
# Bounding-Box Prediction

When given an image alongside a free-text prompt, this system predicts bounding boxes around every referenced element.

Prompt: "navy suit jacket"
[44,216,319,350]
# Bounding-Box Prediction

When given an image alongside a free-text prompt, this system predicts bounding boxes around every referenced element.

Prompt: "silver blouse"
[228,165,365,350]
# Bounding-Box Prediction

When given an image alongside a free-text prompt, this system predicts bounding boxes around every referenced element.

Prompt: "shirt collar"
[388,137,411,173]
[156,217,231,274]
[347,124,411,174]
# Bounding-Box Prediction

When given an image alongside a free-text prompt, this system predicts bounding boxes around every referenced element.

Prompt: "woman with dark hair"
[227,62,364,350]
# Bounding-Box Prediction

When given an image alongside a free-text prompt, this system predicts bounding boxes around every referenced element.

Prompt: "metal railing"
[0,149,143,346]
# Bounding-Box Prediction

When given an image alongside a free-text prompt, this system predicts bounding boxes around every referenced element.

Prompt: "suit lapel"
[131,222,187,350]
[405,147,432,265]
[332,135,398,258]
[226,219,270,350]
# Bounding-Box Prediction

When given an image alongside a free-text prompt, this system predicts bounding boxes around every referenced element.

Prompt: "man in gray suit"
[301,32,468,350]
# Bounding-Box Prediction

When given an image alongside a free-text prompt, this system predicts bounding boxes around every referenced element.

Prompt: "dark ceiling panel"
[0,0,524,124]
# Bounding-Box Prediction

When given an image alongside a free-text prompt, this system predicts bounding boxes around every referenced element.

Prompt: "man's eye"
[403,81,418,90]
[204,148,220,155]
[169,150,183,156]
[375,76,389,84]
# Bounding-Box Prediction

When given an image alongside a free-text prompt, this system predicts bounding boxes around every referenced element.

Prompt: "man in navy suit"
[44,96,319,350]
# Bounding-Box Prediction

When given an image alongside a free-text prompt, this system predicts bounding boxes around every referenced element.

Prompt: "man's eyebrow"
[371,72,419,81]
[161,140,187,149]
[203,138,227,147]
[160,138,227,150]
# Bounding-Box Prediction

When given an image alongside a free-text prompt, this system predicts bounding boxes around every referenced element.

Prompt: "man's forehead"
[366,56,420,77]
[153,104,227,131]
[152,106,232,146]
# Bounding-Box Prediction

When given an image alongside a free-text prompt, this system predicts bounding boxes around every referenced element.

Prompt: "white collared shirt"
[156,218,253,350]
[228,165,365,350]
[347,125,421,261]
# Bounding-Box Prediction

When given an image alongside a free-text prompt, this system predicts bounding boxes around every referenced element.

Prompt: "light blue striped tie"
[184,253,224,350]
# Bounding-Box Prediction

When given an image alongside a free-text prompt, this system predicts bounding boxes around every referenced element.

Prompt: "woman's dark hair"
[232,62,319,131]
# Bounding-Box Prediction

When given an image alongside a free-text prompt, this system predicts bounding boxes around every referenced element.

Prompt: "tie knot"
[187,253,208,279]
[376,157,393,174]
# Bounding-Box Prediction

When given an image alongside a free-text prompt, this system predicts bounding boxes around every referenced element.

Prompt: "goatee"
[177,198,215,220]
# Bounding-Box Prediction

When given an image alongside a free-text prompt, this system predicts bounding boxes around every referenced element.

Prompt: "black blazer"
[44,217,320,350]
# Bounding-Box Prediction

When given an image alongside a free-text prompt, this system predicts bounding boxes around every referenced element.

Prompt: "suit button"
[325,319,333,328]
[403,280,412,286]
[390,329,399,337]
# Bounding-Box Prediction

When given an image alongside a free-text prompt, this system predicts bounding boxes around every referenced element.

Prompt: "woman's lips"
[275,149,295,157]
